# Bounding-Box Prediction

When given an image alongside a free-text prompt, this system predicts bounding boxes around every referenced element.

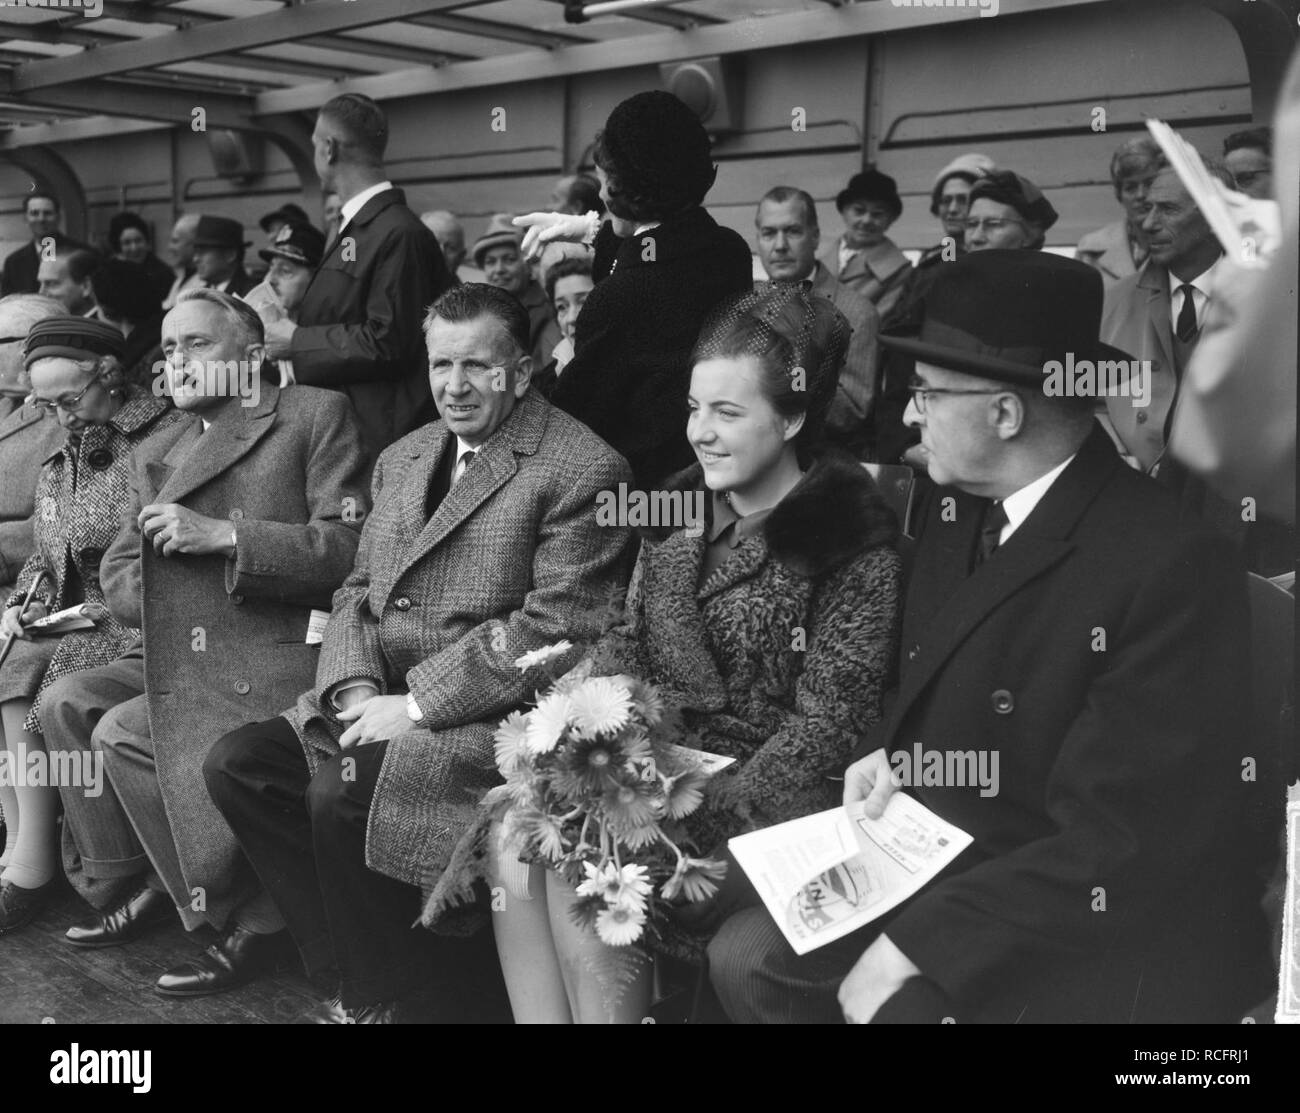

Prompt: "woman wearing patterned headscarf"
[453,285,904,1023]
[0,317,186,933]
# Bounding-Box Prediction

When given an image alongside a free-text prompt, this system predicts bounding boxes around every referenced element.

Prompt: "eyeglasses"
[907,382,1009,413]
[963,217,1028,235]
[27,373,103,414]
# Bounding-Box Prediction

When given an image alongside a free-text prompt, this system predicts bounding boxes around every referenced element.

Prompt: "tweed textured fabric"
[3,387,187,730]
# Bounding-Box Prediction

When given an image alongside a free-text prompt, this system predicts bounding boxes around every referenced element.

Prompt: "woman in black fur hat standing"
[516,90,754,487]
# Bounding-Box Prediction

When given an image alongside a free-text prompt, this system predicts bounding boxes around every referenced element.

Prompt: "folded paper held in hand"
[729,794,972,955]
[24,603,106,637]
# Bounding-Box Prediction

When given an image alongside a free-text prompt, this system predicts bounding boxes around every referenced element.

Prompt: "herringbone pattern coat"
[97,384,368,930]
[283,388,633,895]
[2,388,186,729]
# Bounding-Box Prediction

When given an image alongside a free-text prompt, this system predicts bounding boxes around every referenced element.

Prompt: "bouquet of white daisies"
[495,641,728,947]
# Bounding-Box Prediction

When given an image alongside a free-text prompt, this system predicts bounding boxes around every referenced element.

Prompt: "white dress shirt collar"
[340,180,394,231]
[1167,255,1221,328]
[998,452,1076,544]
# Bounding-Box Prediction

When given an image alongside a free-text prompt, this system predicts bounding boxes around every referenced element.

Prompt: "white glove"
[513,211,599,260]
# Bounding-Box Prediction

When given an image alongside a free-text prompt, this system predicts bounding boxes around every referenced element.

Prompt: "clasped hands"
[334,682,411,749]
[139,503,236,558]
[836,747,923,1023]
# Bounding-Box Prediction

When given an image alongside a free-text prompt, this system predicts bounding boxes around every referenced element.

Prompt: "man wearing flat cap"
[821,169,912,323]
[707,249,1272,1024]
[190,216,255,299]
[473,214,561,367]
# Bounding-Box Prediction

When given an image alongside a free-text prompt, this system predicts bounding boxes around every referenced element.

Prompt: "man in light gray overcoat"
[38,289,368,998]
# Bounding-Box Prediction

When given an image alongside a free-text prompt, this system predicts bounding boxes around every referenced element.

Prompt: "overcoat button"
[230,508,245,520]
[906,643,920,661]
[231,593,244,605]
[1135,412,1148,424]
[79,547,104,569]
[991,688,1014,714]
[86,447,113,469]
[394,596,412,611]
[234,679,251,695]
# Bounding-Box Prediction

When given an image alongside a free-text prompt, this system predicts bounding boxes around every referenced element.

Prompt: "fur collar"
[650,448,899,578]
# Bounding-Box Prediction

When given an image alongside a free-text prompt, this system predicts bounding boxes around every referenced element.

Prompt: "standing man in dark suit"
[262,93,453,464]
[37,290,368,996]
[707,251,1272,1024]
[1,194,88,297]
[205,284,633,1023]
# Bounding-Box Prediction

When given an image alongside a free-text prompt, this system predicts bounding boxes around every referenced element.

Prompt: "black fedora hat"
[880,250,1132,386]
[836,169,902,218]
[258,221,325,269]
[192,215,250,251]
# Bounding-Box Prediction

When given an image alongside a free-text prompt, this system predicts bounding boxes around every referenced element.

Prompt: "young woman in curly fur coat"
[481,285,904,1022]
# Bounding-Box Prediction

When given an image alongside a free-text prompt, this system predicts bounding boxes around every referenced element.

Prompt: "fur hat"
[595,91,716,218]
[968,170,1059,232]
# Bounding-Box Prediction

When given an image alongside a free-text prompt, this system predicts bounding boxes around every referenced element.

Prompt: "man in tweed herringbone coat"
[204,285,633,1019]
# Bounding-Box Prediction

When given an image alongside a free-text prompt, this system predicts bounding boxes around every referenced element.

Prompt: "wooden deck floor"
[0,882,320,1025]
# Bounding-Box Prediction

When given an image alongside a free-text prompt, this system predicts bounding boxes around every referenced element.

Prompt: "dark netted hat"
[694,283,851,424]
[24,316,125,369]
[968,170,1058,232]
[597,91,716,215]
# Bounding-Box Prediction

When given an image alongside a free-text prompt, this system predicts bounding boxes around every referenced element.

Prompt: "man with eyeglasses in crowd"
[706,249,1273,1025]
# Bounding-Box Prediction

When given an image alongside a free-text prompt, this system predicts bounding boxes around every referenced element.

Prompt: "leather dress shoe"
[155,925,279,997]
[0,878,58,935]
[65,884,173,948]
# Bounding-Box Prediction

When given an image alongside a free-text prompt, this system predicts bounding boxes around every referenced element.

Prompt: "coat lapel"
[144,420,203,501]
[154,392,278,506]
[697,536,768,602]
[382,390,549,599]
[1139,262,1176,375]
[887,427,1120,735]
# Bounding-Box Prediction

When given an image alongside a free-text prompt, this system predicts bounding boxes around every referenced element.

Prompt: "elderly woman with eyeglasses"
[0,316,186,933]
[963,170,1060,252]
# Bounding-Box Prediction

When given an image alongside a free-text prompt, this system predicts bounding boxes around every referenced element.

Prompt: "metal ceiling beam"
[0,115,169,150]
[407,12,589,48]
[256,0,1113,115]
[11,79,256,129]
[10,0,476,91]
[95,2,470,66]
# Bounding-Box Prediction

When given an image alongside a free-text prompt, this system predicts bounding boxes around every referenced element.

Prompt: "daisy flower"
[601,777,663,834]
[661,856,728,903]
[552,736,625,798]
[623,676,665,726]
[568,676,632,738]
[595,903,647,947]
[513,640,573,672]
[508,807,567,861]
[492,710,531,775]
[576,861,652,913]
[524,692,573,754]
[663,769,710,818]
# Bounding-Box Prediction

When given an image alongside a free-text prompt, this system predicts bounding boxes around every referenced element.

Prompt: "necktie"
[1175,284,1198,343]
[974,500,1009,568]
[454,449,476,485]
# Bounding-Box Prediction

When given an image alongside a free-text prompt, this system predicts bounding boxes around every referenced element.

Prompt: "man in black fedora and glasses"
[706,250,1273,1025]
